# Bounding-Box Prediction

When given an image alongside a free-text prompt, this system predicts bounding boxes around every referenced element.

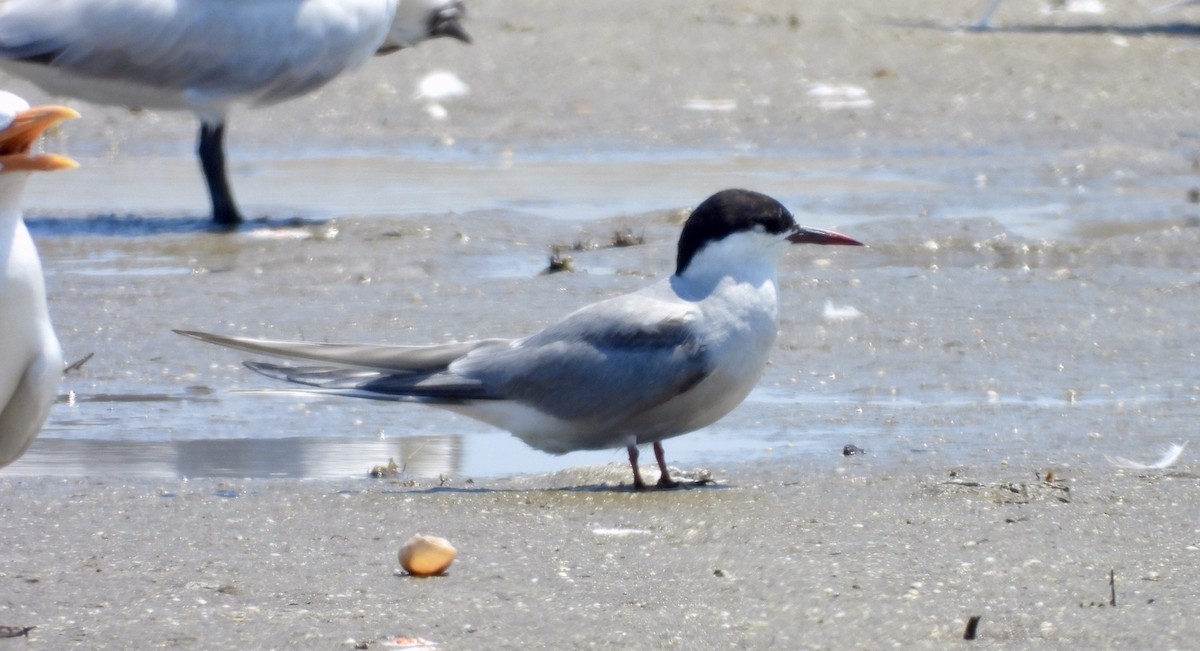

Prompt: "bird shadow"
[25,213,330,237]
[888,18,1200,38]
[378,479,733,496]
[554,479,733,494]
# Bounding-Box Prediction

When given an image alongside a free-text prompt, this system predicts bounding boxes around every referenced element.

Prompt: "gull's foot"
[211,209,244,229]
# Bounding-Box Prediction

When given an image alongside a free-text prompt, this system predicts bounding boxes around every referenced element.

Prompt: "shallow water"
[22,143,1200,242]
[5,141,1196,482]
[5,0,1200,480]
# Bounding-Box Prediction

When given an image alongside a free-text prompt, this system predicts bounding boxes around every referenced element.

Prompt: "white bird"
[0,91,78,469]
[177,189,864,488]
[0,0,470,226]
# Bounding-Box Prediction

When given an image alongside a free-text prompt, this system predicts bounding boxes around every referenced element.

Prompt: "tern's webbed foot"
[656,475,681,489]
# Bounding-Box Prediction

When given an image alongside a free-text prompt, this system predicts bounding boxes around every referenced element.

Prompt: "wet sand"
[3,467,1200,649]
[2,0,1200,647]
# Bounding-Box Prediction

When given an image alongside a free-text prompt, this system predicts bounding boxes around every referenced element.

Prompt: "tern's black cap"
[675,189,797,275]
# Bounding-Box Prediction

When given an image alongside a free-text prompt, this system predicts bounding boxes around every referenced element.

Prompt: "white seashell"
[822,300,862,322]
[681,98,737,112]
[415,72,469,101]
[807,83,874,111]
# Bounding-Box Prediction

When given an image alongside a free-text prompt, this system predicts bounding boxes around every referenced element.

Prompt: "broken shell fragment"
[399,534,457,576]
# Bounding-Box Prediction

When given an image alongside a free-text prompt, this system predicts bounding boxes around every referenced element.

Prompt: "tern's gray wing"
[0,0,384,103]
[174,330,511,376]
[445,296,714,424]
[241,359,501,402]
[179,292,713,426]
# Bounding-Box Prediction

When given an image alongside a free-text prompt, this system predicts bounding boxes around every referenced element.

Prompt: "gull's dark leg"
[198,121,243,227]
[627,444,648,490]
[653,441,680,488]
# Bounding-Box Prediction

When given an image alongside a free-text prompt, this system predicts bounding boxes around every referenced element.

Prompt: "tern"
[176,189,864,488]
[0,91,78,469]
[0,0,470,226]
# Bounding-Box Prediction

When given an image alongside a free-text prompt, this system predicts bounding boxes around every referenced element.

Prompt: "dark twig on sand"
[0,626,35,638]
[1110,569,1117,607]
[63,352,95,374]
[963,615,981,640]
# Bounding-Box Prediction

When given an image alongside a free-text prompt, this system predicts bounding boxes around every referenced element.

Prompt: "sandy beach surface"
[2,0,1200,647]
[4,466,1199,650]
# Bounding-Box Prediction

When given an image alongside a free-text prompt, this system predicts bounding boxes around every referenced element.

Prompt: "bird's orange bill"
[787,225,864,247]
[0,104,80,172]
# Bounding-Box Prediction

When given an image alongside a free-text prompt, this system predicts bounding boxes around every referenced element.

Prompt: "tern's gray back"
[452,293,713,425]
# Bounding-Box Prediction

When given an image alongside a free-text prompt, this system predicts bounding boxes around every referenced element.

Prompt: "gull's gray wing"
[0,0,385,103]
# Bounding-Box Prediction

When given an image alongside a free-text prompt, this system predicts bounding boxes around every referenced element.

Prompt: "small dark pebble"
[545,252,574,274]
[963,615,981,640]
[1188,187,1200,203]
[842,444,865,456]
[370,458,399,478]
[609,228,645,247]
